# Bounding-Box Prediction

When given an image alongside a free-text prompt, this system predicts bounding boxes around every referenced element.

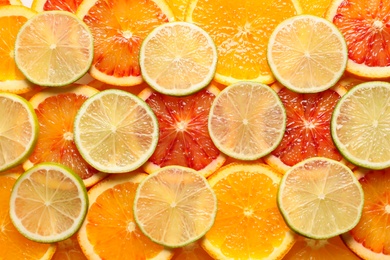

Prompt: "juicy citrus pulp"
[32,0,84,12]
[134,166,217,248]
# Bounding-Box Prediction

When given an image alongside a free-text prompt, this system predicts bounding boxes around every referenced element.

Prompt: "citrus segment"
[208,81,286,160]
[134,166,217,248]
[203,163,295,259]
[77,172,173,260]
[298,0,331,17]
[0,174,57,260]
[9,162,89,243]
[140,21,217,96]
[77,0,174,86]
[267,15,348,93]
[186,0,300,85]
[52,234,87,260]
[0,0,23,5]
[172,241,213,260]
[331,81,390,170]
[32,0,83,12]
[278,157,364,239]
[74,89,159,173]
[164,0,189,21]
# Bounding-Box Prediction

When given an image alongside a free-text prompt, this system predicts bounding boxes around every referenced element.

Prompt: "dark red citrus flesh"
[43,0,83,12]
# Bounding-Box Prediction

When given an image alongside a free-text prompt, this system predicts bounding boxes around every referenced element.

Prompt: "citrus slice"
[278,157,364,239]
[326,0,390,79]
[264,82,346,174]
[9,162,89,243]
[164,0,190,21]
[76,0,174,86]
[0,0,23,5]
[23,85,106,188]
[0,5,36,94]
[139,84,226,177]
[0,92,38,172]
[134,166,217,248]
[267,14,348,93]
[74,89,159,173]
[342,168,390,260]
[172,241,213,260]
[186,0,300,85]
[0,173,57,259]
[77,172,173,260]
[202,162,295,259]
[298,0,331,17]
[208,81,286,160]
[140,21,217,96]
[331,81,390,170]
[14,10,94,87]
[52,234,87,260]
[31,0,83,12]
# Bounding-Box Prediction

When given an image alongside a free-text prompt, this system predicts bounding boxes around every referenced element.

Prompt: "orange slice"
[77,172,173,260]
[76,0,174,86]
[298,0,331,17]
[52,234,87,260]
[186,0,300,85]
[32,0,83,12]
[202,162,296,259]
[139,84,226,177]
[164,0,190,21]
[23,85,107,188]
[0,5,36,94]
[172,241,213,260]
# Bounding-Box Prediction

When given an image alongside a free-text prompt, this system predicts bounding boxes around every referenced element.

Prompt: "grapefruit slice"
[31,0,83,12]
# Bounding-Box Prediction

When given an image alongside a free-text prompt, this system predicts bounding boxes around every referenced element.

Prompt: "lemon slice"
[267,14,348,93]
[0,92,38,171]
[9,162,88,243]
[73,89,159,173]
[139,21,217,96]
[278,157,364,239]
[14,10,93,87]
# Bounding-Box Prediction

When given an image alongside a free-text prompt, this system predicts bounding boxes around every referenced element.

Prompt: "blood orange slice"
[139,84,226,177]
[32,0,83,12]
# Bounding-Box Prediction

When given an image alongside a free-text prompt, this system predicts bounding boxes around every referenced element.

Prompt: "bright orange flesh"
[172,242,213,260]
[41,0,83,12]
[52,234,87,260]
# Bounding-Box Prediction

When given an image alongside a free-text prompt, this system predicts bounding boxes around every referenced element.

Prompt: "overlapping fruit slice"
[32,0,83,12]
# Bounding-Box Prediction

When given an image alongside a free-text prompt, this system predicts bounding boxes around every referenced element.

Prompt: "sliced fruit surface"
[74,89,159,173]
[0,174,57,260]
[331,81,390,170]
[278,157,364,239]
[342,168,390,260]
[32,0,83,12]
[208,81,286,160]
[140,21,217,96]
[9,162,89,243]
[24,85,106,188]
[186,0,300,85]
[0,92,38,172]
[77,0,174,86]
[51,233,87,260]
[0,0,23,5]
[267,14,348,93]
[203,163,295,259]
[326,0,390,79]
[172,241,213,260]
[77,172,173,260]
[139,85,226,177]
[164,0,189,21]
[134,166,217,248]
[297,0,331,17]
[0,5,36,94]
[15,10,94,87]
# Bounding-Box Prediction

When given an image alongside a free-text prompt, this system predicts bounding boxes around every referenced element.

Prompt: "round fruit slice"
[202,162,295,259]
[140,22,217,96]
[186,0,300,85]
[267,14,348,93]
[298,0,331,17]
[134,166,217,248]
[326,0,390,79]
[164,0,190,21]
[0,5,36,94]
[74,89,159,173]
[77,172,173,260]
[139,84,226,177]
[342,168,390,260]
[23,85,106,188]
[9,162,89,243]
[31,0,83,12]
[278,157,364,239]
[76,0,174,86]
[14,10,94,87]
[0,0,23,5]
[208,81,286,160]
[51,234,87,260]
[331,81,390,170]
[172,241,214,260]
[0,173,57,259]
[0,92,38,172]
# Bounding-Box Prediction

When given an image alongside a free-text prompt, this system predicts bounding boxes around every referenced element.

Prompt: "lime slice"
[267,15,348,93]
[331,81,390,170]
[73,89,159,173]
[208,81,286,160]
[139,21,217,96]
[278,157,364,239]
[133,166,217,248]
[0,92,38,171]
[9,162,88,243]
[14,10,93,87]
